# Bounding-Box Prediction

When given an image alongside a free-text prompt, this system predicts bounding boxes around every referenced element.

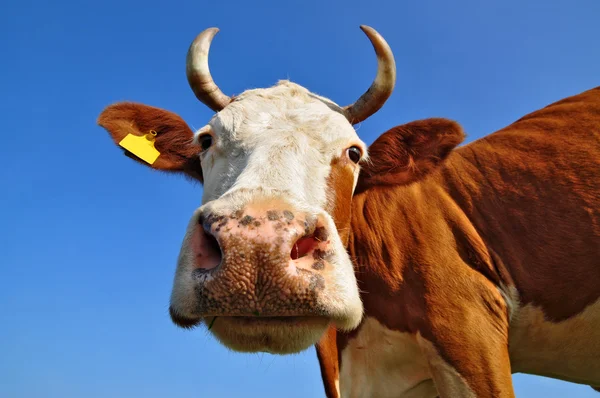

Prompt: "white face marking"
[197,80,366,208]
[339,317,438,398]
[508,294,600,385]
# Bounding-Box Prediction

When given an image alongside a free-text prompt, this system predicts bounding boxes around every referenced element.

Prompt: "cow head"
[98,26,395,354]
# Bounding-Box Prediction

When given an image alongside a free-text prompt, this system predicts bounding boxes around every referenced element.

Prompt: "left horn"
[186,28,232,112]
[343,26,396,124]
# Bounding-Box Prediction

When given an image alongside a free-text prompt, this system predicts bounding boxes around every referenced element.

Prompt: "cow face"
[98,26,395,354]
[176,82,366,353]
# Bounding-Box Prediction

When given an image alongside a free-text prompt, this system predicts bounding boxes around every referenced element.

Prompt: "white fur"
[198,81,366,206]
[498,283,520,324]
[339,317,438,398]
[508,294,600,385]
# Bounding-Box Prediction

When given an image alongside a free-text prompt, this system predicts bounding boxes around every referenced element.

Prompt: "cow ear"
[97,102,203,182]
[357,118,464,191]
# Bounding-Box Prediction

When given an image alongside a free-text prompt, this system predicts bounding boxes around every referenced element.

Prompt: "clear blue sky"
[1,0,599,397]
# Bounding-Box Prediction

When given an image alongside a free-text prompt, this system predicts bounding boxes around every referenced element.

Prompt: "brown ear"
[97,102,203,182]
[357,118,465,192]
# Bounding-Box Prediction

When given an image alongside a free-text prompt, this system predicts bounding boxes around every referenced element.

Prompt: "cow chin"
[206,316,330,354]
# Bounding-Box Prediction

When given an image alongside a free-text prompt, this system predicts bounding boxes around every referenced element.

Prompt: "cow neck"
[345,155,507,335]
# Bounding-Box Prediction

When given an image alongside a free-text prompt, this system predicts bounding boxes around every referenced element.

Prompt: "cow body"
[317,87,600,397]
[98,26,600,398]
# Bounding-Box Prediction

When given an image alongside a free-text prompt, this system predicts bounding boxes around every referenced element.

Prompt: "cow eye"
[198,134,213,151]
[347,146,362,163]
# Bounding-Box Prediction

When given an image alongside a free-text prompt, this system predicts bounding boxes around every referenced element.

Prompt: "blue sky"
[1,0,599,396]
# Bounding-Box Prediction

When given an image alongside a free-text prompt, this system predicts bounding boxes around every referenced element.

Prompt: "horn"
[343,26,396,124]
[186,28,232,112]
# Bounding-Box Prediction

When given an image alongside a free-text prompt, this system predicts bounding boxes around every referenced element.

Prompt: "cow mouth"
[168,307,328,329]
[169,307,330,353]
[169,307,202,328]
[216,315,328,327]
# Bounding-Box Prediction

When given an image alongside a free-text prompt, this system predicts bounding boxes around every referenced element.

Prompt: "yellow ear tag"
[118,130,161,165]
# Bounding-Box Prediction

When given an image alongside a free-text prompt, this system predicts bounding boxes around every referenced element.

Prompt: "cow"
[97,26,600,397]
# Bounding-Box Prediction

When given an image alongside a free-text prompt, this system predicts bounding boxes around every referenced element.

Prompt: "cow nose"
[192,206,331,275]
[174,202,337,320]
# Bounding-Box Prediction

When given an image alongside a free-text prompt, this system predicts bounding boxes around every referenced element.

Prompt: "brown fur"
[441,89,600,321]
[317,87,600,396]
[315,326,341,398]
[325,156,357,245]
[97,102,203,181]
[356,118,465,193]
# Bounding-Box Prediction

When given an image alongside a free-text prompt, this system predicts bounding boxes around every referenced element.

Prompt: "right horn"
[343,26,396,125]
[186,28,232,112]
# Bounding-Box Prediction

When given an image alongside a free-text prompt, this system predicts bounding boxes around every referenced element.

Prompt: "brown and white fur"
[98,32,600,397]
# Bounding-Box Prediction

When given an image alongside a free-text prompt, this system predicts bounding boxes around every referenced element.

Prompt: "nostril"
[204,230,221,258]
[291,234,320,260]
[191,220,223,271]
